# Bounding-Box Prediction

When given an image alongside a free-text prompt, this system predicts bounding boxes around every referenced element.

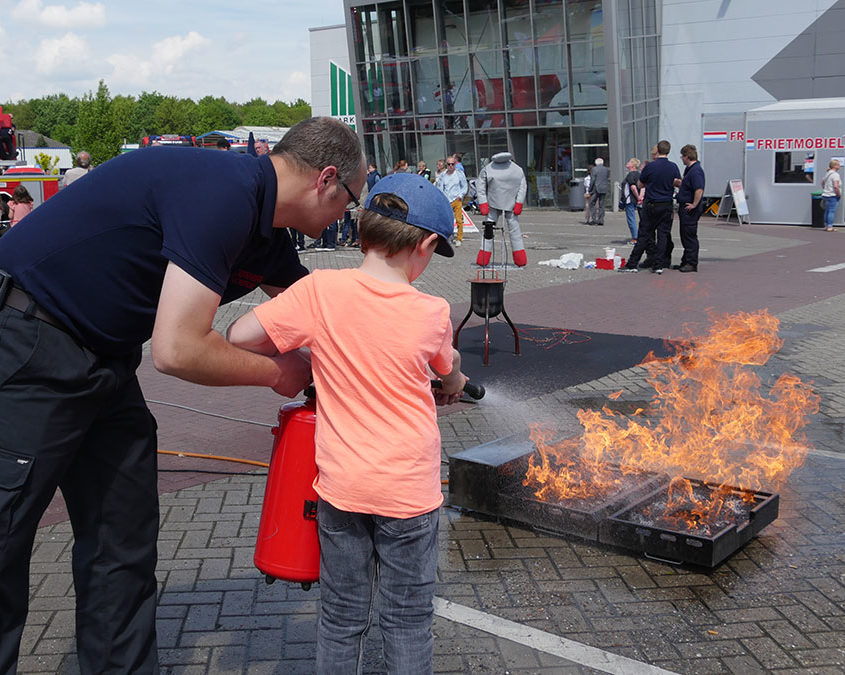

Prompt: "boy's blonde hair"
[358,193,430,256]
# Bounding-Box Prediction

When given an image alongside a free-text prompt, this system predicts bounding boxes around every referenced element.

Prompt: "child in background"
[227,173,467,674]
[8,185,33,227]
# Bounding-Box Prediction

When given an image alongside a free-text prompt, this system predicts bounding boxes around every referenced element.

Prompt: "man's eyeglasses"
[339,178,361,208]
[446,162,456,166]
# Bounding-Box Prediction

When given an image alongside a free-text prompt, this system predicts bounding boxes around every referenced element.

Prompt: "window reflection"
[440,53,473,113]
[467,0,501,50]
[502,0,532,47]
[507,47,536,109]
[383,60,413,115]
[408,0,437,55]
[412,57,443,114]
[567,0,603,41]
[436,0,467,53]
[533,0,564,44]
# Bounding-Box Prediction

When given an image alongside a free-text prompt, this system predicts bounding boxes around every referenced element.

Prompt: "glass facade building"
[344,0,658,207]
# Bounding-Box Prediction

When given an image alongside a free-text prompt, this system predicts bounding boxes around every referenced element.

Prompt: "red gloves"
[513,202,523,215]
[479,202,489,215]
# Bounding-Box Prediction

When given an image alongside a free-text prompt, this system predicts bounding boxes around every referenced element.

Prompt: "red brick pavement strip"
[450,223,845,341]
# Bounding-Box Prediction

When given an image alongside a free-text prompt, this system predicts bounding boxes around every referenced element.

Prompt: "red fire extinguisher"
[254,380,485,591]
[254,390,320,590]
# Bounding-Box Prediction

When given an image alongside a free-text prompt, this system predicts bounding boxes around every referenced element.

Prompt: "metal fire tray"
[448,434,668,542]
[599,478,779,568]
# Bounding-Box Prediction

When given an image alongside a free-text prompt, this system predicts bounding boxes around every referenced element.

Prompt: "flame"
[524,310,819,529]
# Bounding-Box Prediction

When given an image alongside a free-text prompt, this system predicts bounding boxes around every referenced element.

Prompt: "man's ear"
[315,166,338,195]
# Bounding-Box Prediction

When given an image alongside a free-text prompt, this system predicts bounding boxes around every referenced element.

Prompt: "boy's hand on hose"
[433,371,468,406]
[270,348,312,398]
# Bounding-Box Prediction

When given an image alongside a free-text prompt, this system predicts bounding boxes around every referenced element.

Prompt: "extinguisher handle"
[430,379,486,400]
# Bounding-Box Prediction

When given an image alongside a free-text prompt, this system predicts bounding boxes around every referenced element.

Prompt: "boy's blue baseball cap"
[364,173,455,257]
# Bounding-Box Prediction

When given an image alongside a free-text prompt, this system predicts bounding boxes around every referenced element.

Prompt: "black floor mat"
[454,321,674,399]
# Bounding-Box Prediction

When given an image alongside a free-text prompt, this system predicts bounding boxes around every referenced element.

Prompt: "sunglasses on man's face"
[447,162,456,166]
[339,178,361,208]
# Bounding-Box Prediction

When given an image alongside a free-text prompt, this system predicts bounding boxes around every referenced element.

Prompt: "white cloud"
[150,31,209,74]
[13,0,106,28]
[35,31,91,74]
[107,31,210,88]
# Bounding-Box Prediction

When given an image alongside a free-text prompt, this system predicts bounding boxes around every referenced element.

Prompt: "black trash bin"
[811,192,825,228]
[569,178,585,211]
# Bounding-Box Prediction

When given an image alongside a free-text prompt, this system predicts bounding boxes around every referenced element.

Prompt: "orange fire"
[524,310,819,529]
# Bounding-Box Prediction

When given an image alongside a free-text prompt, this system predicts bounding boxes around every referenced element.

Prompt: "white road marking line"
[808,262,845,272]
[432,597,678,675]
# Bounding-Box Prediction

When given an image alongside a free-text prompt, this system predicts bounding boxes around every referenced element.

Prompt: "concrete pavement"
[21,209,845,673]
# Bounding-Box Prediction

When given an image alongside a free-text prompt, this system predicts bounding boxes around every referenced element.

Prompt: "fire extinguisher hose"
[157,449,270,468]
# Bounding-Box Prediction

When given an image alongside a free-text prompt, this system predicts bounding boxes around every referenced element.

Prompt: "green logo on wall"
[331,61,355,128]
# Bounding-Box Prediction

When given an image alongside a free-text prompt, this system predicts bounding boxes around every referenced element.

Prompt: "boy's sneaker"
[618,267,638,273]
[306,241,321,249]
[653,268,663,275]
[455,240,462,246]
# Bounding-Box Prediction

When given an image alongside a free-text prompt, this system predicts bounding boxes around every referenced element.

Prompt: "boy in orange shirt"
[227,173,467,674]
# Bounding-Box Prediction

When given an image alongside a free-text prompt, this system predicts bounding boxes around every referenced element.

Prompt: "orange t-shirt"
[254,268,454,518]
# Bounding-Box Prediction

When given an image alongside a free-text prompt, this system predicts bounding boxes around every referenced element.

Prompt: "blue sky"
[0,0,346,103]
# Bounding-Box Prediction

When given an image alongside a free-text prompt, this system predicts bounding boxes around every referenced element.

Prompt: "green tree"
[130,91,166,141]
[239,98,276,126]
[110,95,138,144]
[153,96,197,134]
[194,96,241,134]
[74,80,122,164]
[272,99,311,127]
[30,94,79,140]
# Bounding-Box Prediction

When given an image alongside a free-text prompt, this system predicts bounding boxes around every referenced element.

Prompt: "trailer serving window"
[775,150,814,184]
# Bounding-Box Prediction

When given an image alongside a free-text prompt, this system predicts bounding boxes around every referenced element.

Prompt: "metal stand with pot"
[453,219,520,365]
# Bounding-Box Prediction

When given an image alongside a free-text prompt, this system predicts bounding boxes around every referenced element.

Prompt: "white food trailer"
[702,98,845,226]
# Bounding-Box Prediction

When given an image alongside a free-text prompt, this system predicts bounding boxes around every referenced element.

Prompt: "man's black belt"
[646,200,672,205]
[2,285,68,331]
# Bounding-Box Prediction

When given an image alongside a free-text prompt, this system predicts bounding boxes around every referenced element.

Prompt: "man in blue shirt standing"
[673,144,705,272]
[620,140,680,274]
[435,157,468,246]
[0,117,366,673]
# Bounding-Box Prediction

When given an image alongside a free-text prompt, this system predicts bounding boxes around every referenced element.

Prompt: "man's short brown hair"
[656,140,671,155]
[271,117,363,183]
[680,144,698,161]
[358,194,430,256]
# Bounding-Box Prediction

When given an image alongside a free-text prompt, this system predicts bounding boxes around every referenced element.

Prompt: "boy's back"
[254,267,453,518]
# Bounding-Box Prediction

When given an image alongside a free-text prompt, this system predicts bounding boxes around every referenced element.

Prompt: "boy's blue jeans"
[316,499,439,675]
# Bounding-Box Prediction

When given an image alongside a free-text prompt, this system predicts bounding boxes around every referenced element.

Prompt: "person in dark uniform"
[0,117,365,673]
[619,140,680,274]
[673,144,705,272]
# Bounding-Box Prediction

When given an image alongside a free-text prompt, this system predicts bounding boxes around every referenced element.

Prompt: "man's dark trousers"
[678,203,702,267]
[625,204,656,267]
[0,307,160,673]
[647,201,674,269]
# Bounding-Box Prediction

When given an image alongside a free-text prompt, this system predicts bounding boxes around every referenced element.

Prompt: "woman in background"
[8,185,34,227]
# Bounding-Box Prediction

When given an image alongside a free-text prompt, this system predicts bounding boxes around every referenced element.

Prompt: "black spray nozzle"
[483,220,496,240]
[430,379,485,400]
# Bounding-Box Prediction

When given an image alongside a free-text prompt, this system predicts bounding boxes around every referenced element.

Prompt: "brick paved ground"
[21,209,845,673]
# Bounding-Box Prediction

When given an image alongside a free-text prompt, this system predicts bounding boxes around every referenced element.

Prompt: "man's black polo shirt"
[676,161,705,204]
[639,157,681,203]
[0,147,307,354]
